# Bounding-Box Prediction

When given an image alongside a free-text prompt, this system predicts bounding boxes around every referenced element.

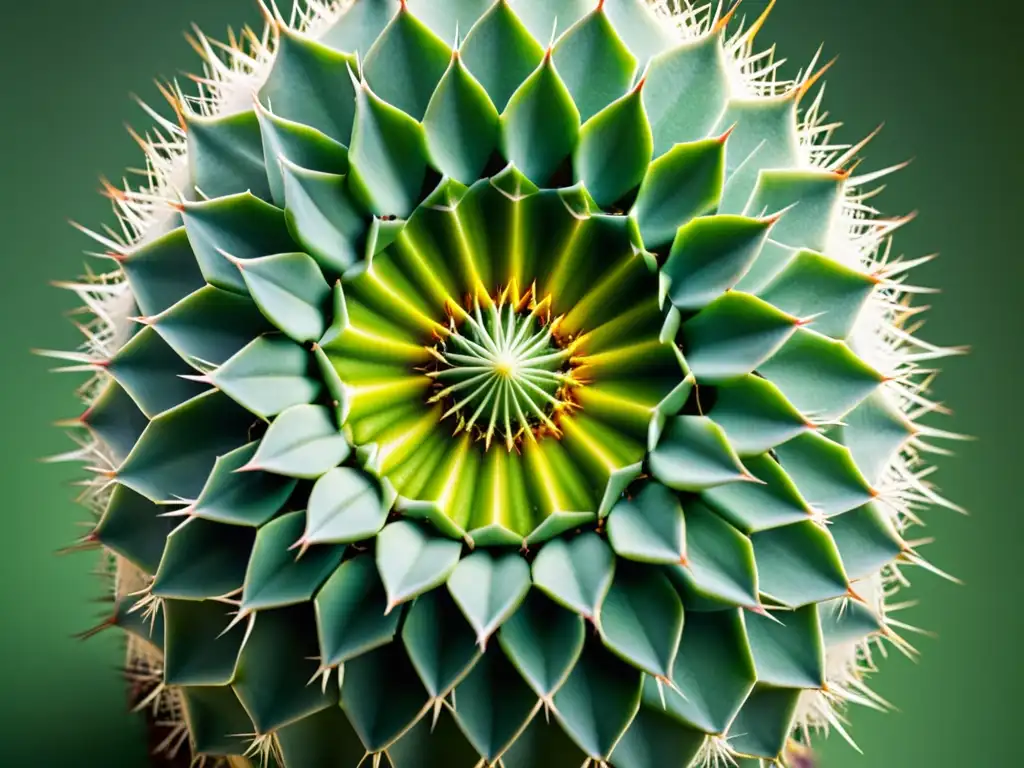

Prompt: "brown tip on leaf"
[741,470,768,485]
[794,311,826,328]
[99,177,127,201]
[129,315,154,326]
[845,586,869,604]
[544,46,554,62]
[633,75,647,94]
[795,55,839,102]
[678,554,689,567]
[383,601,398,617]
[254,0,276,26]
[74,617,115,641]
[713,1,743,34]
[234,462,262,474]
[747,603,769,617]
[597,0,606,10]
[168,201,185,213]
[217,248,243,267]
[716,123,737,143]
[399,0,408,10]
[155,80,188,132]
[761,208,788,226]
[183,31,205,59]
[744,0,776,42]
[831,163,854,181]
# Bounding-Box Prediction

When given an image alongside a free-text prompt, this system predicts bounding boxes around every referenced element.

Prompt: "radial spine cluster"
[41,1,966,767]
[427,289,578,450]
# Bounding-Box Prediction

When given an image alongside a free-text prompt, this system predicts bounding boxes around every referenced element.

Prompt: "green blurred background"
[3,0,1019,765]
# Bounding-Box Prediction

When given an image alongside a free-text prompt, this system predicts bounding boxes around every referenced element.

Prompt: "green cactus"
[42,1,966,766]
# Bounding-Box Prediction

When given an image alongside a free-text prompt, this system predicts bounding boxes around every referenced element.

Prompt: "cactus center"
[426,290,578,451]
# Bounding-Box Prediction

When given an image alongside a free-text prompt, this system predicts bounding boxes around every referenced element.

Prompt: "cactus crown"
[43,1,965,767]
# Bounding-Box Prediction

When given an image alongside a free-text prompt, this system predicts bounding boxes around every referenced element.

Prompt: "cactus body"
[44,1,964,766]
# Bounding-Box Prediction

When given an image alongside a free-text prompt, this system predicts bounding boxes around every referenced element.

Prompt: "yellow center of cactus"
[321,179,689,545]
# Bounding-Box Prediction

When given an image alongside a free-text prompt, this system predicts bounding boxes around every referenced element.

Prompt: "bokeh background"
[3,0,1020,765]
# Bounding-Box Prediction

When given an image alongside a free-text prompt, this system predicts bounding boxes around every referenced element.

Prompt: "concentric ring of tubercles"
[41,0,967,767]
[425,285,581,450]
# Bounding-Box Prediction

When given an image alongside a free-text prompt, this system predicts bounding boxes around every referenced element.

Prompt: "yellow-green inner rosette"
[323,173,689,545]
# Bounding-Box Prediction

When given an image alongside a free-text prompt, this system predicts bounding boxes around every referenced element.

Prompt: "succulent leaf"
[259,27,360,145]
[531,532,615,621]
[210,334,322,419]
[190,441,298,527]
[239,510,346,614]
[180,193,298,294]
[552,7,637,123]
[247,403,352,479]
[187,111,272,202]
[500,53,580,185]
[376,520,463,608]
[422,53,501,184]
[347,80,430,217]
[573,84,653,209]
[447,550,532,647]
[460,0,545,112]
[315,553,402,665]
[363,6,452,121]
[304,466,393,544]
[606,481,687,565]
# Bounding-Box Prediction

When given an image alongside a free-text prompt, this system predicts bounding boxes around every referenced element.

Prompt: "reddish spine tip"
[845,586,868,604]
[717,123,737,143]
[633,75,647,93]
[596,0,606,10]
[543,46,553,62]
[713,0,743,33]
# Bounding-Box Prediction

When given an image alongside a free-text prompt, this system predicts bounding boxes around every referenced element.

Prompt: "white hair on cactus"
[694,732,740,768]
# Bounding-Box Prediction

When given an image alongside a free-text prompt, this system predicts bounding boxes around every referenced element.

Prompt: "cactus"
[41,1,966,766]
